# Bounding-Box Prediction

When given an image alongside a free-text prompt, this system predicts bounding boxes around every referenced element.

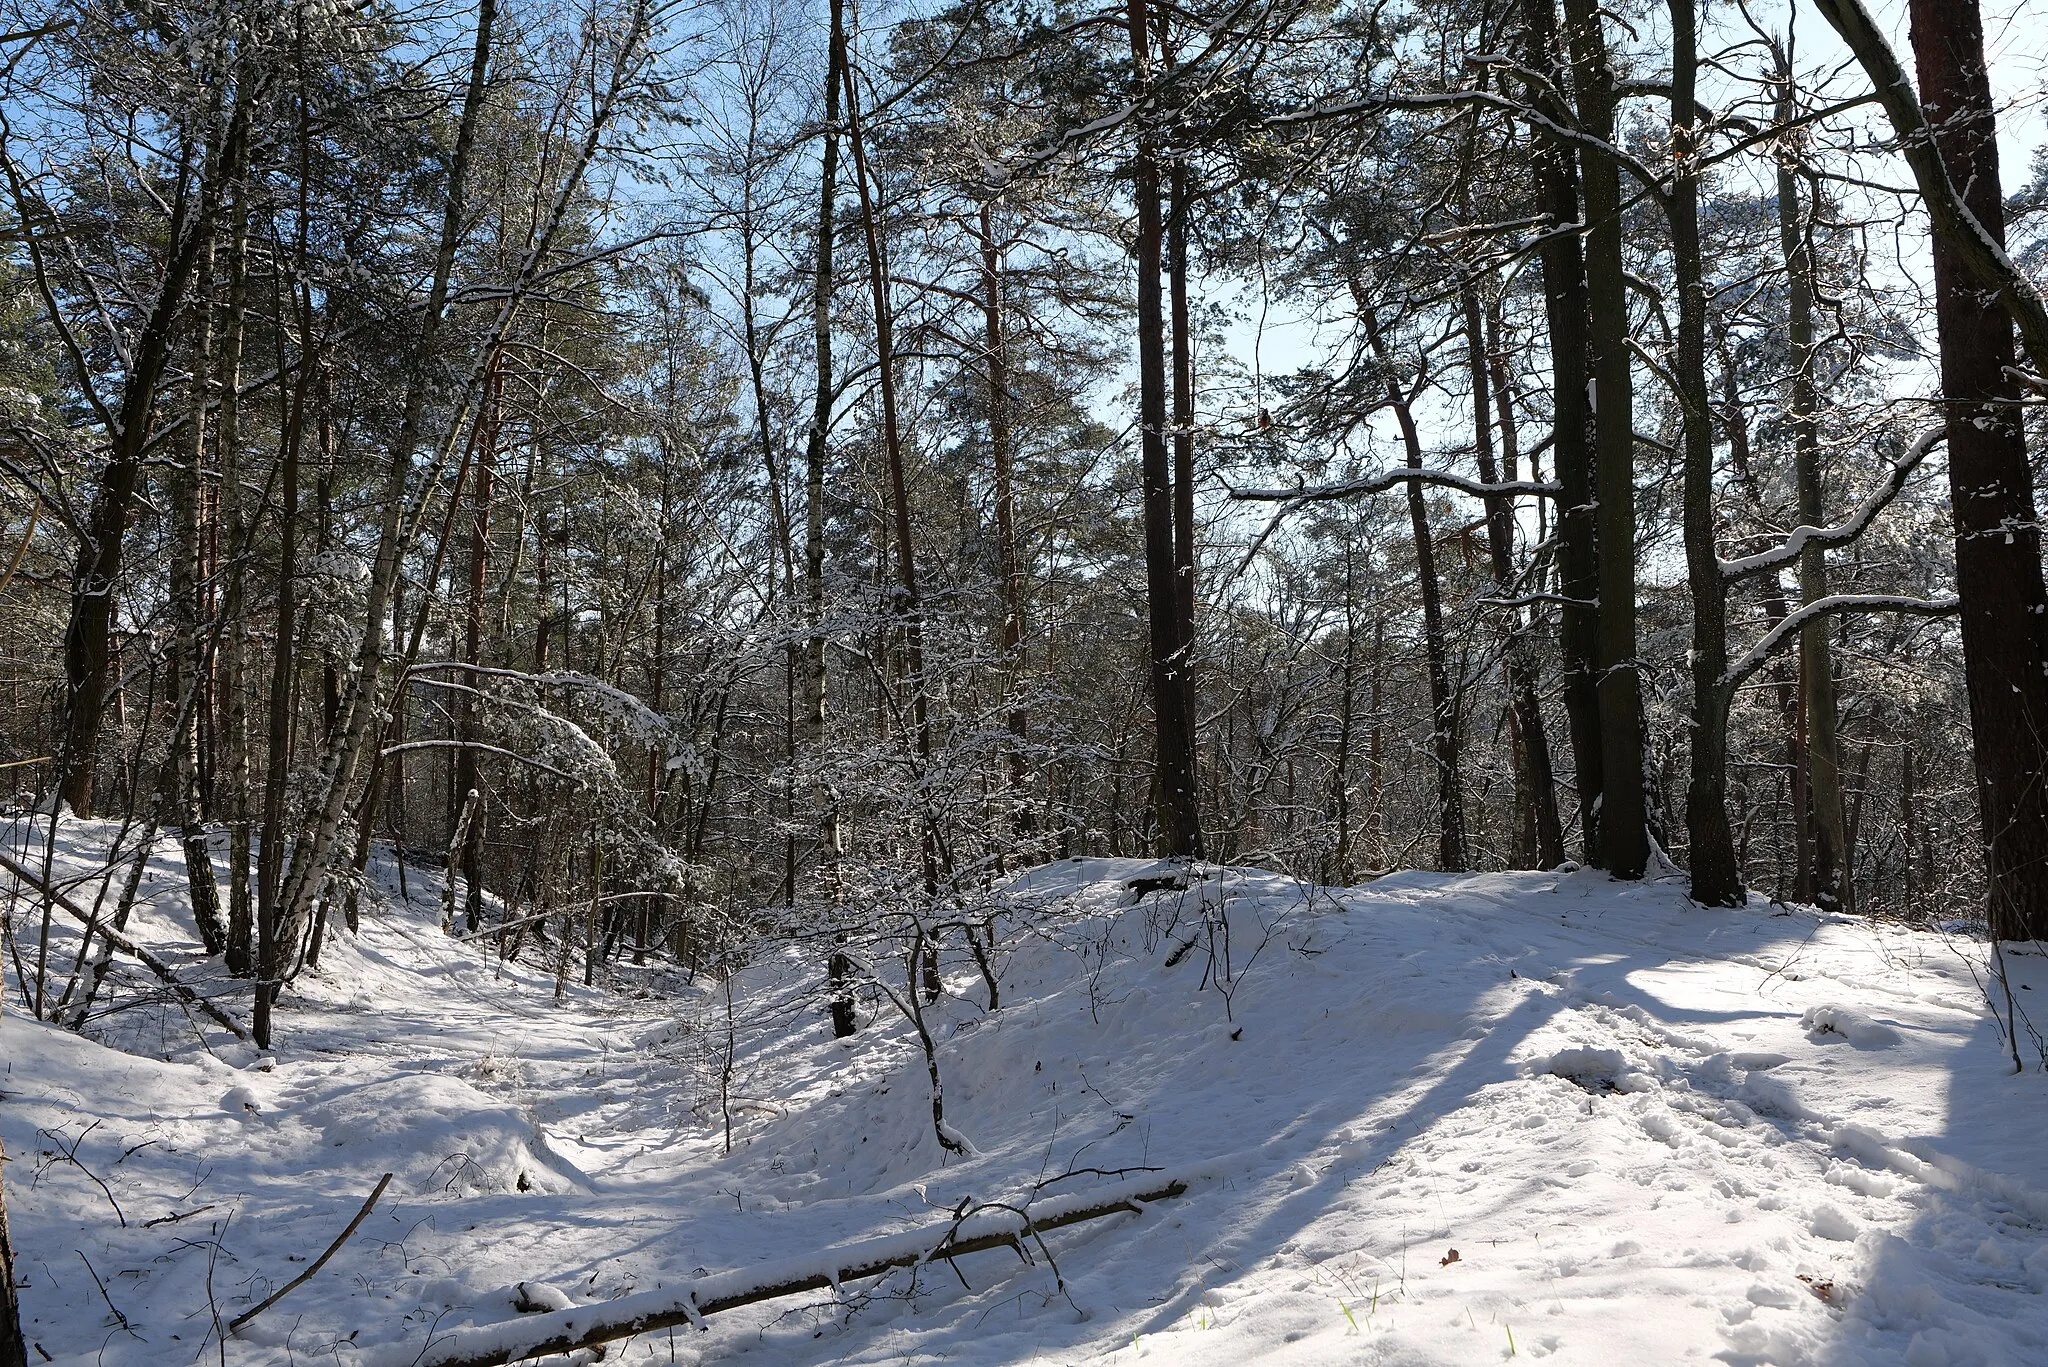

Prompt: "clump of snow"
[1803,1003,1905,1048]
[1528,1044,1658,1093]
[1810,1203,1860,1241]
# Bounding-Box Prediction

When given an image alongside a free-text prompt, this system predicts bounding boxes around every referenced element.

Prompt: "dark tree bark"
[1670,0,1742,906]
[1516,0,1603,866]
[171,239,227,954]
[1904,0,2048,940]
[1561,0,1647,878]
[1464,285,1564,869]
[841,21,940,893]
[1363,310,1467,871]
[0,1124,22,1367]
[1127,0,1202,858]
[217,186,255,976]
[457,358,501,934]
[1774,81,1851,913]
[811,0,852,1035]
[47,103,245,815]
[1165,69,1201,839]
[255,357,308,1047]
[980,200,1030,816]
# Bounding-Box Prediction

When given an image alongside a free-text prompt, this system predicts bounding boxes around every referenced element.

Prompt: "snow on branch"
[378,740,580,785]
[1723,593,1959,692]
[366,1172,1192,1367]
[1230,470,1561,504]
[404,662,669,743]
[1226,469,1561,576]
[1718,427,1944,582]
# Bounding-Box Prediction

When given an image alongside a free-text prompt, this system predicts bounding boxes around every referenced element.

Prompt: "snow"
[6,820,2048,1366]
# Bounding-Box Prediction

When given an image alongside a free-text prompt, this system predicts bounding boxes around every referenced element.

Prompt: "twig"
[143,1203,215,1228]
[40,1121,124,1226]
[228,1172,391,1334]
[76,1250,139,1337]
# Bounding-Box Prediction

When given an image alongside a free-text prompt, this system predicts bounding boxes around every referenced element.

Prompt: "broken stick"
[229,1172,392,1333]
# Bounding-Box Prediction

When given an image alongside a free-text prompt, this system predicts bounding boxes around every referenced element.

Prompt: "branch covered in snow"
[1225,469,1561,578]
[1230,469,1561,505]
[379,740,580,785]
[372,1172,1192,1367]
[1718,427,1944,582]
[1812,0,2048,382]
[1723,593,1959,691]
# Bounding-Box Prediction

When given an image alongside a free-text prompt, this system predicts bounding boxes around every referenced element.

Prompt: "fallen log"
[0,850,250,1041]
[373,1171,1191,1367]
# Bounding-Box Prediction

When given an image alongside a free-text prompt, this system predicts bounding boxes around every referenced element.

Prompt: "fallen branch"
[376,1171,1190,1367]
[0,850,249,1041]
[229,1172,391,1333]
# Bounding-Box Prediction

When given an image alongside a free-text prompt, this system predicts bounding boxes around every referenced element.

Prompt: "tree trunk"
[841,21,939,893]
[1904,0,2048,940]
[218,186,255,977]
[255,360,307,1047]
[1774,92,1852,913]
[0,1124,23,1367]
[1561,0,1647,878]
[1165,82,1201,845]
[1126,0,1202,859]
[1518,0,1603,866]
[1671,0,1741,906]
[980,199,1032,832]
[1465,285,1564,869]
[457,357,500,933]
[52,109,242,816]
[810,0,852,1036]
[1363,310,1466,871]
[172,238,227,954]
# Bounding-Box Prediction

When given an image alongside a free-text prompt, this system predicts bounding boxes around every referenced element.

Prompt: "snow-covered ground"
[5,817,2048,1366]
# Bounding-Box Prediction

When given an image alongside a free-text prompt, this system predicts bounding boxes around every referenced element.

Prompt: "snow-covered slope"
[5,821,2047,1366]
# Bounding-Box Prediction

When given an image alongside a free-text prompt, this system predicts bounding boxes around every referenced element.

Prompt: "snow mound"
[299,1071,579,1196]
[1529,1045,1657,1093]
[1803,1004,1905,1048]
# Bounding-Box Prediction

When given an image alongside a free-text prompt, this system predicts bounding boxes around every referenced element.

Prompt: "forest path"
[6,823,2048,1367]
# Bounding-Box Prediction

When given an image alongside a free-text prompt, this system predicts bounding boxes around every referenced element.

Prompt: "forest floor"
[5,817,2048,1367]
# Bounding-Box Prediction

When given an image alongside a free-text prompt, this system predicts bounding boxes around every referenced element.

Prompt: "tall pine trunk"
[1775,84,1851,913]
[1464,284,1563,869]
[218,186,255,976]
[980,200,1031,824]
[1364,310,1466,871]
[1127,0,1202,858]
[1562,0,1647,878]
[841,20,939,891]
[1671,0,1741,906]
[1518,0,1603,865]
[1906,0,2048,940]
[171,238,227,953]
[54,119,239,814]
